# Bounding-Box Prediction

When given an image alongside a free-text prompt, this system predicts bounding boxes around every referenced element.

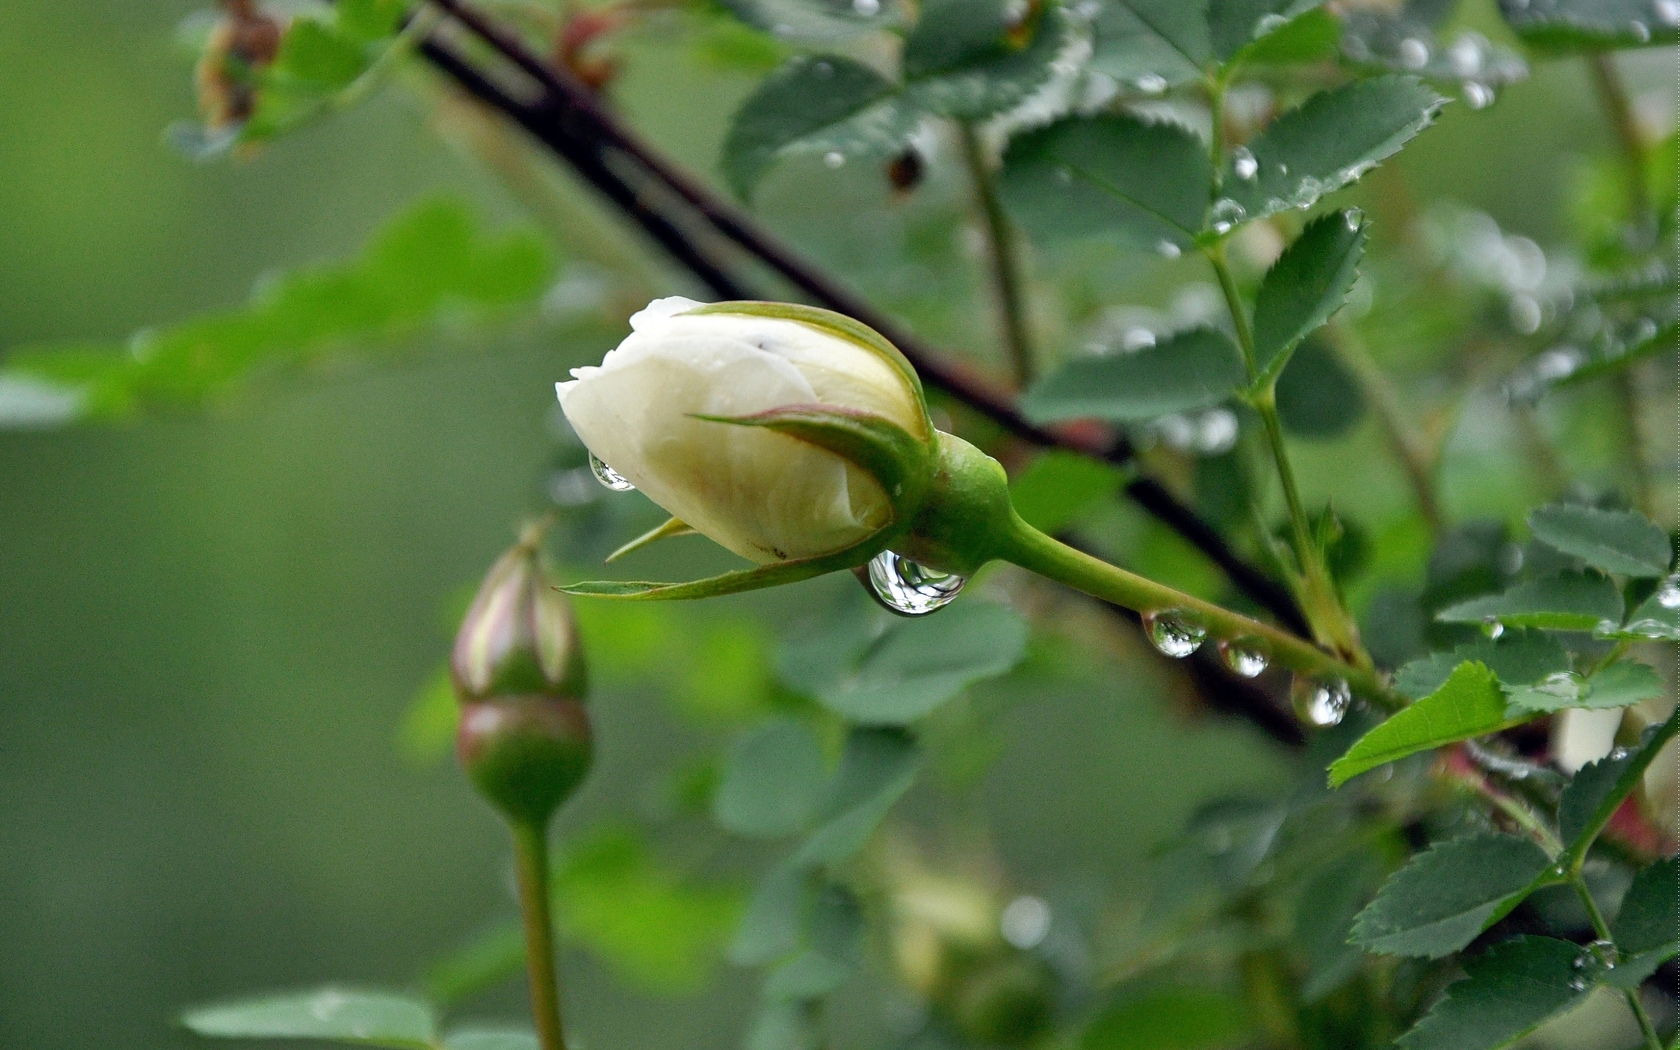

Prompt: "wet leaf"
[1021,328,1245,424]
[182,989,436,1048]
[1435,571,1624,631]
[1497,0,1679,53]
[1558,709,1679,864]
[1329,662,1516,785]
[1394,936,1594,1049]
[1506,658,1661,713]
[1349,833,1553,958]
[1251,210,1367,378]
[1206,0,1324,60]
[901,0,1070,119]
[1394,629,1570,699]
[1089,0,1211,87]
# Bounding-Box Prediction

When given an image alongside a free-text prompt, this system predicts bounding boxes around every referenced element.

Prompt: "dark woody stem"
[409,0,1308,636]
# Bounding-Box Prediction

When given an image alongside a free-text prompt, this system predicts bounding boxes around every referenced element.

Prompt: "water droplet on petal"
[865,550,965,615]
[1292,677,1350,727]
[1142,610,1206,658]
[1480,616,1505,639]
[1233,146,1258,181]
[590,452,635,491]
[823,151,846,169]
[1218,639,1269,678]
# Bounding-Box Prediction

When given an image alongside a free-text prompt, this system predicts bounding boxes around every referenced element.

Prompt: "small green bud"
[452,529,587,703]
[456,697,593,828]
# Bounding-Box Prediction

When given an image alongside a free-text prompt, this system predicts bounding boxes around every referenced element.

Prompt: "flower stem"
[996,512,1398,709]
[1208,247,1364,662]
[1569,872,1662,1050]
[512,820,568,1050]
[958,120,1035,386]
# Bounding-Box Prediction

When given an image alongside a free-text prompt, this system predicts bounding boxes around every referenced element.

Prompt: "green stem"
[957,121,1035,385]
[1481,780,1565,856]
[996,512,1398,708]
[1323,322,1444,534]
[512,821,568,1050]
[1569,873,1663,1050]
[1586,53,1650,227]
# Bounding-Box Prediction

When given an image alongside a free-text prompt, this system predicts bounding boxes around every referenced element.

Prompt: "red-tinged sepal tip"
[457,697,593,828]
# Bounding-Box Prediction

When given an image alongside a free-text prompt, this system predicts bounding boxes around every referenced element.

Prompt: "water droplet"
[1656,574,1680,608]
[1053,165,1074,186]
[1143,610,1206,658]
[865,550,965,615]
[1508,293,1542,334]
[823,151,846,169]
[813,60,834,78]
[1233,147,1258,181]
[1446,32,1487,77]
[851,0,881,14]
[1344,209,1363,232]
[1194,408,1239,455]
[1658,0,1680,26]
[1218,639,1269,678]
[1256,13,1288,33]
[1120,327,1156,352]
[1209,198,1247,234]
[1608,746,1632,761]
[1156,240,1183,259]
[590,452,635,491]
[1397,37,1431,70]
[1134,73,1168,95]
[1292,677,1350,728]
[999,895,1051,949]
[1463,81,1496,109]
[1481,616,1505,639]
[1630,20,1651,42]
[1532,671,1583,702]
[1568,976,1587,992]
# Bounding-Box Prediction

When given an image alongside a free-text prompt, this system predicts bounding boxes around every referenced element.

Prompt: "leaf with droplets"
[1000,114,1213,251]
[1250,209,1367,379]
[1329,662,1518,786]
[1394,629,1570,699]
[1505,658,1661,713]
[901,0,1071,119]
[1221,76,1447,224]
[1349,833,1555,958]
[1021,327,1246,424]
[1497,0,1680,53]
[181,989,437,1048]
[716,0,901,43]
[1526,503,1673,578]
[1394,936,1596,1050]
[1206,0,1325,60]
[1558,708,1679,865]
[1089,0,1212,87]
[1435,571,1624,631]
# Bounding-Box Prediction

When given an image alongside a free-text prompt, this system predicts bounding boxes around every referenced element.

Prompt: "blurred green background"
[0,2,1663,1048]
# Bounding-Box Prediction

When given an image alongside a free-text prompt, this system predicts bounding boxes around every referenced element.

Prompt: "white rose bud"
[558,298,934,565]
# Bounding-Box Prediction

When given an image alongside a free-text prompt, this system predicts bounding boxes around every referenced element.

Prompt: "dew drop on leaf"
[589,452,636,491]
[1142,610,1206,658]
[1233,147,1258,181]
[865,549,965,616]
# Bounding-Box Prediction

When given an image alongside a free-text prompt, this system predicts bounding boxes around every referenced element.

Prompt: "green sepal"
[682,300,934,439]
[560,534,893,602]
[690,404,933,519]
[605,517,697,563]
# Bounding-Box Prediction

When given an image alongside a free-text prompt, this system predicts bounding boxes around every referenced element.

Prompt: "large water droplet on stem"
[864,550,966,616]
[589,452,636,491]
[1217,639,1269,678]
[1292,677,1350,728]
[1142,610,1206,658]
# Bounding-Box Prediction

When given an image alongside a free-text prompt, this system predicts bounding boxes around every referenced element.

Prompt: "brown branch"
[414,0,1308,635]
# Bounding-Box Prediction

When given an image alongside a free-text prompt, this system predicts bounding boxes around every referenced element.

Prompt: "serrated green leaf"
[1611,856,1678,958]
[718,0,899,43]
[795,727,921,863]
[1221,76,1446,223]
[1559,708,1679,864]
[792,602,1029,724]
[1229,6,1341,65]
[443,1030,539,1050]
[1009,450,1124,533]
[1021,328,1245,424]
[182,989,436,1048]
[1604,584,1680,640]
[1436,571,1624,631]
[714,717,827,838]
[1207,0,1323,60]
[1498,0,1679,53]
[720,55,915,200]
[1349,833,1554,958]
[4,198,552,423]
[1089,0,1212,87]
[1251,209,1367,376]
[1394,629,1571,699]
[999,114,1213,250]
[1394,936,1594,1050]
[1527,503,1673,578]
[553,826,743,992]
[1082,988,1252,1050]
[1329,662,1516,786]
[1507,658,1662,713]
[901,0,1070,119]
